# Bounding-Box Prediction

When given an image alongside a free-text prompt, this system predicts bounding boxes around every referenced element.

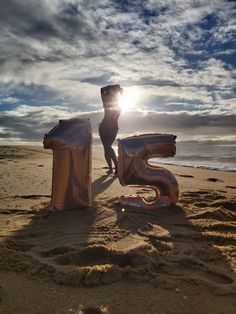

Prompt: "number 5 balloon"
[118,134,179,209]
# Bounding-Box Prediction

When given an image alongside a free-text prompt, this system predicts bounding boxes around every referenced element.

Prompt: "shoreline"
[0,143,236,172]
[154,161,236,173]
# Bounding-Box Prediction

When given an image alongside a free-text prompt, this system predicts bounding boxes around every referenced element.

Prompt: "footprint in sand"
[177,258,234,285]
[41,246,135,268]
[207,178,223,182]
[226,185,236,189]
[58,247,131,268]
[40,246,72,257]
[183,191,208,197]
[193,268,233,285]
[12,194,51,200]
[5,238,34,252]
[211,200,235,210]
[176,174,194,178]
[188,207,235,221]
[40,245,235,288]
[182,191,226,203]
[79,306,109,314]
[202,193,226,201]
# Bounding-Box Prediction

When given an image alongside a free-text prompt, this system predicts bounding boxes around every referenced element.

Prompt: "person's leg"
[99,125,118,174]
[103,143,113,173]
[106,128,119,174]
[103,142,119,174]
[108,145,118,174]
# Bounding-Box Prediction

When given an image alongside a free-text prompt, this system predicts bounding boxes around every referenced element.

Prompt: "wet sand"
[0,145,236,314]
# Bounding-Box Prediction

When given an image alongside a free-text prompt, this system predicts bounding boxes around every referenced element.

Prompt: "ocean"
[155,140,236,172]
[97,140,236,172]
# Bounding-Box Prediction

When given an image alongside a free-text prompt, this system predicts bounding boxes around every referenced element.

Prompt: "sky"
[0,0,235,144]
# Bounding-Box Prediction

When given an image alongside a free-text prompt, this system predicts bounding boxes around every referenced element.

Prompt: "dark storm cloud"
[119,110,236,134]
[0,105,235,143]
[80,74,113,86]
[0,0,96,41]
[0,106,74,141]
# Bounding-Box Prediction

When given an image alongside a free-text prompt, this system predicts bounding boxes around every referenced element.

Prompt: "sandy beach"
[0,145,236,314]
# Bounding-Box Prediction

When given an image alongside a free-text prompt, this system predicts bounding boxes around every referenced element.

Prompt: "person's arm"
[101,85,123,109]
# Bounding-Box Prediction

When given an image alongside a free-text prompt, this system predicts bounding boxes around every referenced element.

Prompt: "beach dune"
[0,146,236,314]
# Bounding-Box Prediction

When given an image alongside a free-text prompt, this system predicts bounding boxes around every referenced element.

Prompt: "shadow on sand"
[111,189,236,293]
[92,174,116,201]
[0,183,235,300]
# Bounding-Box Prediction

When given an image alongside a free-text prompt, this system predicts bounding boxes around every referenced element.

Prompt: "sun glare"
[118,88,138,112]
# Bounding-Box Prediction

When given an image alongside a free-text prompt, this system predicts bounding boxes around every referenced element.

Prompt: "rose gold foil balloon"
[43,118,92,210]
[118,134,179,209]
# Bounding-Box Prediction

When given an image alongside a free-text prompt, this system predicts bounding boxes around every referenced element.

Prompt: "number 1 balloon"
[43,118,92,210]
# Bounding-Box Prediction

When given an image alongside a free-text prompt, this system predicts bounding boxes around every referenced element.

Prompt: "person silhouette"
[99,84,123,175]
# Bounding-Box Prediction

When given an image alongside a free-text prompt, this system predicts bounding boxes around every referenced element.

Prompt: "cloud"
[0,0,235,142]
[119,109,236,139]
[0,96,18,104]
[0,105,235,143]
[0,105,75,142]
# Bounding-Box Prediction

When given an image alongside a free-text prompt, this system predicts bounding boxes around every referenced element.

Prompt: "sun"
[118,88,138,112]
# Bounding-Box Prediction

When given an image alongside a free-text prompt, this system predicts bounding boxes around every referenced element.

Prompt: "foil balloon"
[118,134,179,209]
[43,118,92,210]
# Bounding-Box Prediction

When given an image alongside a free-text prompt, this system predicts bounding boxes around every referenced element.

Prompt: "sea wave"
[96,140,236,172]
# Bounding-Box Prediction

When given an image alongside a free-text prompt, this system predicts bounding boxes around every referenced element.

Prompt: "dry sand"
[0,145,236,314]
